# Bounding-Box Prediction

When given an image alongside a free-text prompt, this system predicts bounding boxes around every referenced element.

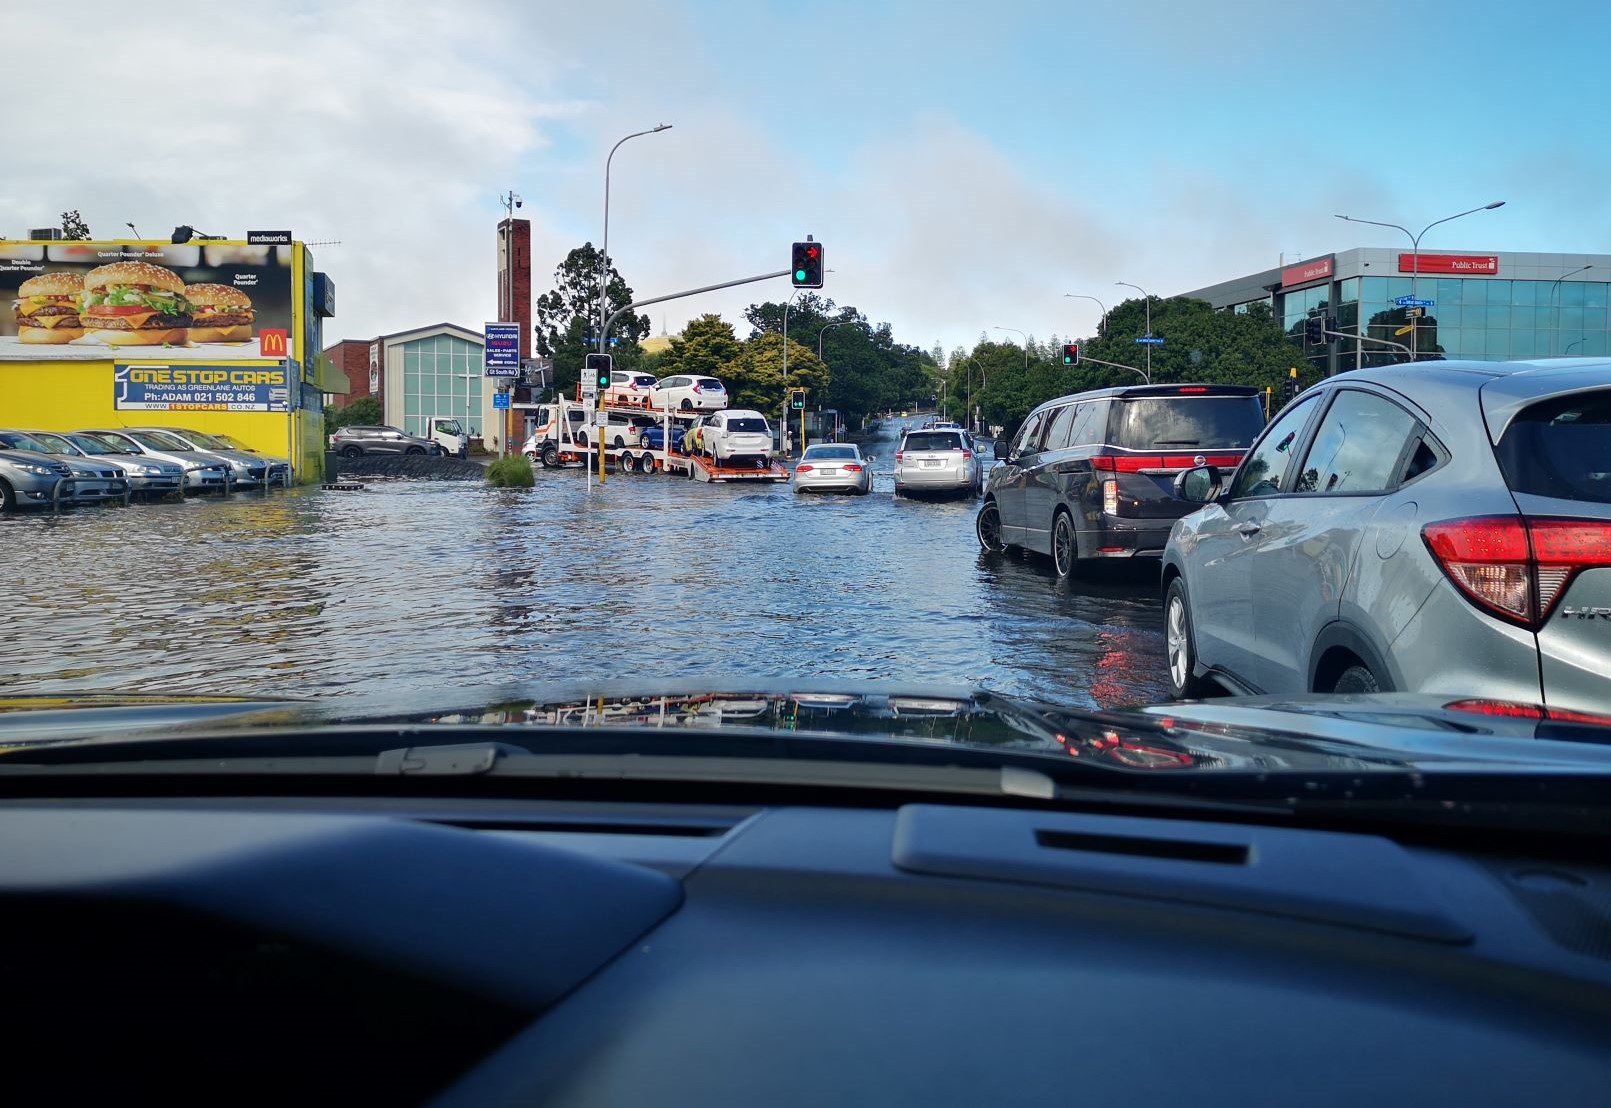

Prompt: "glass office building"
[1183,248,1609,375]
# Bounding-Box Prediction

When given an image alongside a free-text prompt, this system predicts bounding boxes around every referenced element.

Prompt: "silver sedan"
[792,444,873,495]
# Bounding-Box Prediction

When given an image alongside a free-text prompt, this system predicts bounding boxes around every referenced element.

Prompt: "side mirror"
[992,439,1009,461]
[1173,465,1221,504]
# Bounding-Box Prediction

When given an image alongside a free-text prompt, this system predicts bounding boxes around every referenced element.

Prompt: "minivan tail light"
[1422,516,1611,627]
[1102,479,1119,515]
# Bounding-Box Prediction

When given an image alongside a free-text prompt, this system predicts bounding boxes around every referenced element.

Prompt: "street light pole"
[1115,281,1153,379]
[816,318,856,434]
[1063,293,1108,338]
[597,123,672,352]
[1549,264,1594,354]
[992,326,1030,370]
[1334,201,1503,361]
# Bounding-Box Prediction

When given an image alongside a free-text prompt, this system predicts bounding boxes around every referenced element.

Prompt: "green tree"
[654,314,742,381]
[323,395,382,438]
[59,210,91,240]
[726,333,829,416]
[534,243,649,396]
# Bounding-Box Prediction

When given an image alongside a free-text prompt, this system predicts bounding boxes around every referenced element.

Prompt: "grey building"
[1181,248,1609,375]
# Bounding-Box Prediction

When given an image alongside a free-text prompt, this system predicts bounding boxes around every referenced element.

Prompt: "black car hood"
[4,682,1611,776]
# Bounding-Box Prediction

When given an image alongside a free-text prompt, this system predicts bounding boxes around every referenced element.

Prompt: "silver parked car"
[22,430,185,499]
[329,425,442,457]
[893,428,981,497]
[1161,358,1611,716]
[132,427,285,490]
[792,443,874,495]
[78,430,231,495]
[0,430,129,505]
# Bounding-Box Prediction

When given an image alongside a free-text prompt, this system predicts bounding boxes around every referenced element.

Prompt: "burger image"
[81,261,192,347]
[13,272,85,344]
[185,283,255,343]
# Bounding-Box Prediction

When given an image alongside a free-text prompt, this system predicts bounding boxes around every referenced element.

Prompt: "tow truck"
[524,392,788,483]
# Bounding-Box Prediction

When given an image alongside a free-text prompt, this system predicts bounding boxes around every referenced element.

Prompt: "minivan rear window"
[1111,396,1265,450]
[903,432,966,452]
[1495,391,1611,504]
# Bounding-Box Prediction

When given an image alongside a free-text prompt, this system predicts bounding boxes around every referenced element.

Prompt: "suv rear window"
[1495,390,1611,503]
[727,418,768,433]
[903,432,965,452]
[1111,396,1265,450]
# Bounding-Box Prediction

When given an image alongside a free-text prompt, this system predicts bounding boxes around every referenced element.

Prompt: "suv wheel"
[405,446,425,456]
[1164,577,1215,699]
[339,445,363,458]
[1051,511,1079,579]
[976,501,1006,552]
[1332,664,1381,694]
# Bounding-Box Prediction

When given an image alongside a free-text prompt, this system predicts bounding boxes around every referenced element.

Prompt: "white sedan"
[793,443,873,495]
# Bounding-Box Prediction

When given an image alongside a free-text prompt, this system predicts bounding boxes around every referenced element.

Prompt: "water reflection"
[1,421,1169,709]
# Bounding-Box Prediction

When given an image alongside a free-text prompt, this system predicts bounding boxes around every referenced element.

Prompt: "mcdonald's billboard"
[0,239,296,364]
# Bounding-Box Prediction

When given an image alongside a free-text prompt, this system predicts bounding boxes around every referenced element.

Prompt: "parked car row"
[973,358,1611,717]
[0,425,291,512]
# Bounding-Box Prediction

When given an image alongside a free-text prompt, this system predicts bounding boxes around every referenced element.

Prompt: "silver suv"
[894,428,980,496]
[1162,358,1611,716]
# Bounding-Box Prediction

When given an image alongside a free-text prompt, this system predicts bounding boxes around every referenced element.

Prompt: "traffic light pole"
[1325,329,1412,359]
[1079,354,1150,385]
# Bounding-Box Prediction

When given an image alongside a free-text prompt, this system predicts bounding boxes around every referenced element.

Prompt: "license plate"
[818,468,838,476]
[921,459,943,468]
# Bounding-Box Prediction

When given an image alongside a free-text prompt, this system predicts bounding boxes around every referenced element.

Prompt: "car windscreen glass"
[727,418,768,433]
[0,432,50,453]
[180,431,227,448]
[805,446,858,460]
[66,435,119,455]
[1494,390,1611,504]
[1112,396,1265,450]
[903,432,964,452]
[210,434,252,450]
[130,432,192,452]
[27,433,78,453]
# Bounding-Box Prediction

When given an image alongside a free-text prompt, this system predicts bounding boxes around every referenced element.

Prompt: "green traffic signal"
[794,269,807,282]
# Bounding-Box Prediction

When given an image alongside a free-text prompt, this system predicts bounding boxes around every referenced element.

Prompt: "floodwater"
[1,421,1167,710]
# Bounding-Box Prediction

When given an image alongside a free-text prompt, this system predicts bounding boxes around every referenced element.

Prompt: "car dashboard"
[6,791,1611,1106]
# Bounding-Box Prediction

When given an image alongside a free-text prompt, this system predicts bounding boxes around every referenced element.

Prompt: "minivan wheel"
[1052,511,1079,579]
[976,501,1006,552]
[1332,664,1381,694]
[1164,577,1215,699]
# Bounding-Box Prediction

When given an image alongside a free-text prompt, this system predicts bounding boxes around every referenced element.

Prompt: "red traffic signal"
[791,241,824,288]
[1062,343,1080,366]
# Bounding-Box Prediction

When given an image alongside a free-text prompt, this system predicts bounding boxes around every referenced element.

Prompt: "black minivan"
[976,384,1266,577]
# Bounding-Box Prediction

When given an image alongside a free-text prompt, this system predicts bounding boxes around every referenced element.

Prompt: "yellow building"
[0,237,347,482]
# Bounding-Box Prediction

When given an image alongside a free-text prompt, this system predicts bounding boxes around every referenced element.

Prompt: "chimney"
[497,217,532,358]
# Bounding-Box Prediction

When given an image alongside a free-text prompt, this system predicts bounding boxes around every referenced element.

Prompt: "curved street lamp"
[992,326,1030,370]
[1333,201,1504,360]
[597,123,673,351]
[1063,293,1108,337]
[1549,264,1594,354]
[1114,281,1154,378]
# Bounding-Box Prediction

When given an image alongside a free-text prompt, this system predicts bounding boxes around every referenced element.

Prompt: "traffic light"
[1304,317,1324,345]
[790,389,806,410]
[585,353,612,389]
[791,240,824,288]
[1062,343,1080,366]
[1284,366,1301,400]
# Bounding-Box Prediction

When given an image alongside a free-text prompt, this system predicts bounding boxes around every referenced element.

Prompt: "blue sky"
[7,0,1607,354]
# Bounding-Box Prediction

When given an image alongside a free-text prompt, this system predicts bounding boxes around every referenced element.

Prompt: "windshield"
[129,431,193,452]
[903,432,966,452]
[25,432,78,454]
[1111,397,1266,450]
[1495,391,1611,503]
[6,7,1611,805]
[0,431,52,453]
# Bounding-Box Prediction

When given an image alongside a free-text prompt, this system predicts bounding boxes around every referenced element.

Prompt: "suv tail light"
[1422,516,1611,627]
[961,450,973,459]
[894,450,904,462]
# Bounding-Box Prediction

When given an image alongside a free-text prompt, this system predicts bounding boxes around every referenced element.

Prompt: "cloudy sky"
[6,0,1607,354]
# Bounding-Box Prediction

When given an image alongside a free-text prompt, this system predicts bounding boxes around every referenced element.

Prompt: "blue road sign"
[1135,335,1166,346]
[1394,296,1435,308]
[484,321,521,376]
[493,391,511,409]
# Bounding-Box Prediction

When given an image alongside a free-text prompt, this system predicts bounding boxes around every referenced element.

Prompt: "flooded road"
[2,423,1168,710]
